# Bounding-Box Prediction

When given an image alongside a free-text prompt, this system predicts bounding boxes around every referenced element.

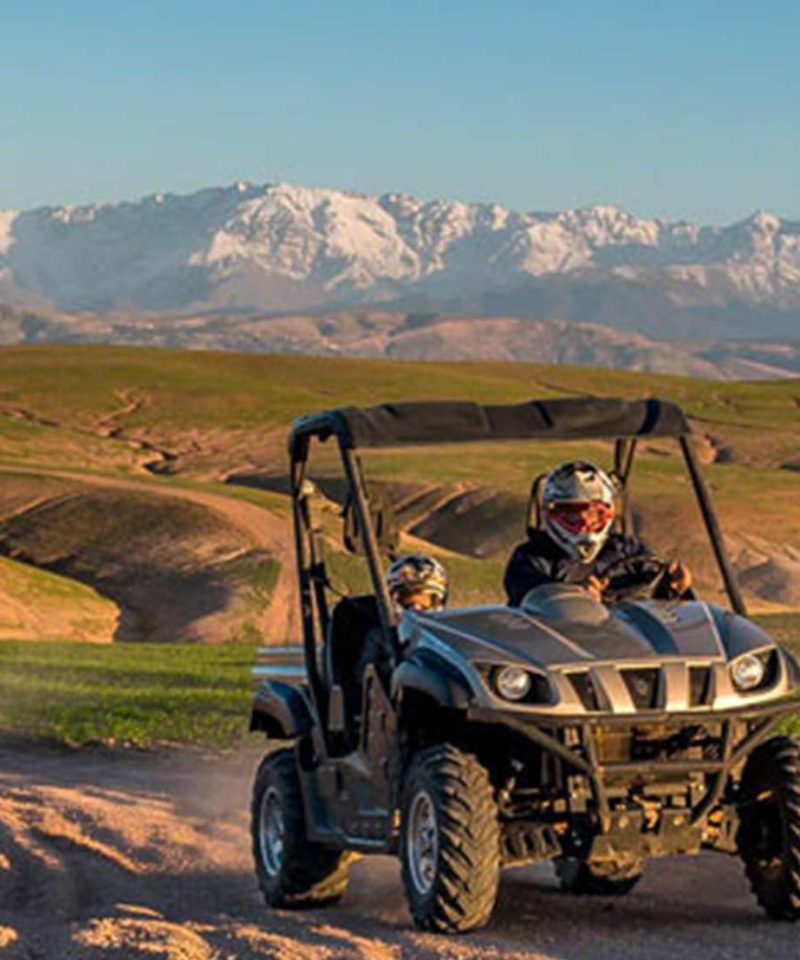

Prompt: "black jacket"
[504,530,657,607]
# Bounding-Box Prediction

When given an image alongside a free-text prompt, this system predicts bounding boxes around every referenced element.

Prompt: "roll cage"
[288,396,746,728]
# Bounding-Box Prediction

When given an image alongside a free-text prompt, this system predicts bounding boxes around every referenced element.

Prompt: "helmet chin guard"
[541,461,616,562]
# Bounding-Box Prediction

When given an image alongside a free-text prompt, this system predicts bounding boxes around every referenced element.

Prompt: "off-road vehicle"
[249,396,800,932]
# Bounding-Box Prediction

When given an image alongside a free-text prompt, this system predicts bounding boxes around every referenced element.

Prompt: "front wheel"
[251,748,351,908]
[400,744,500,933]
[738,736,800,921]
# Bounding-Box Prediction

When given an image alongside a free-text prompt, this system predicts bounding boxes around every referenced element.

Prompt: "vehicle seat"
[325,595,381,720]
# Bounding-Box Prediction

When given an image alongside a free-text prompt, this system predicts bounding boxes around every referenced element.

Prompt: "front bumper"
[468,700,799,832]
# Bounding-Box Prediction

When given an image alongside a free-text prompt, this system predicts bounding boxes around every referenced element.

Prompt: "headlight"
[731,653,766,691]
[495,666,532,701]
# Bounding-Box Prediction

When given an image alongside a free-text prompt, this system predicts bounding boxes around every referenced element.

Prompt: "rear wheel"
[738,736,800,921]
[251,748,351,908]
[555,858,642,895]
[400,744,500,933]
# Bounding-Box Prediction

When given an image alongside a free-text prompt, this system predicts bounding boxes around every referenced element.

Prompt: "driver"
[503,461,692,606]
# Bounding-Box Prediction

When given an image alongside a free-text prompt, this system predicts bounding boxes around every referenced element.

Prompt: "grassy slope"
[0,641,253,746]
[0,344,796,443]
[0,556,117,643]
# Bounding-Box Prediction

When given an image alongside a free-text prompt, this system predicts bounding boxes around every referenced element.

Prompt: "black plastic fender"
[392,649,474,710]
[250,681,314,739]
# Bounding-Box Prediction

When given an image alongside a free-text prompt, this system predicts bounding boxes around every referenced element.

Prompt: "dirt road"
[0,744,797,960]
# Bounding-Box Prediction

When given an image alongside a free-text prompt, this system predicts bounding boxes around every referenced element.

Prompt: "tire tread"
[401,744,500,933]
[739,735,800,921]
[251,748,351,908]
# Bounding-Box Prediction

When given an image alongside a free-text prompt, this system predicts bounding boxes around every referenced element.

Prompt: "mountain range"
[0,181,798,376]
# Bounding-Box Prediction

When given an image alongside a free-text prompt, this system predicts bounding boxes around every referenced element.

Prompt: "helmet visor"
[546,500,614,535]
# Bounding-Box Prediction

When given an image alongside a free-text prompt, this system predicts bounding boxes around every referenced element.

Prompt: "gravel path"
[0,744,797,960]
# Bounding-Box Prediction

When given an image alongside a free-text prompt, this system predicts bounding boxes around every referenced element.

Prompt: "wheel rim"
[407,789,438,896]
[259,785,285,877]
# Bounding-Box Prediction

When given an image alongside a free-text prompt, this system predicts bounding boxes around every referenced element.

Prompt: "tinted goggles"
[546,500,614,534]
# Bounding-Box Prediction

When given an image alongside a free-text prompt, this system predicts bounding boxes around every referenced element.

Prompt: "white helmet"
[542,461,616,562]
[385,554,448,613]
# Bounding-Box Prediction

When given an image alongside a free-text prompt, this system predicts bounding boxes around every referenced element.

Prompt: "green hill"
[0,555,117,643]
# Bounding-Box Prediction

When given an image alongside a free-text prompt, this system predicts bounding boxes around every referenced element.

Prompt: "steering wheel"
[595,555,673,604]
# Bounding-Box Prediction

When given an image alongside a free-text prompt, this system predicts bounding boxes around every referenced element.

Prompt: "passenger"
[503,461,692,607]
[357,554,448,688]
[385,553,449,616]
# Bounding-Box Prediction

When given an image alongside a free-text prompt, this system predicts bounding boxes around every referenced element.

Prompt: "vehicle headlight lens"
[495,666,532,701]
[731,653,766,691]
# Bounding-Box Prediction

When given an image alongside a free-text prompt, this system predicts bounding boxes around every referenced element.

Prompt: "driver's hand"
[668,562,692,595]
[585,575,609,603]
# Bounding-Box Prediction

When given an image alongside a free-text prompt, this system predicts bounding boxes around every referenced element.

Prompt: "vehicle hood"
[396,600,796,716]
[404,601,768,670]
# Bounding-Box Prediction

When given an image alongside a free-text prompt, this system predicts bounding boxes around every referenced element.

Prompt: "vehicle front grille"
[688,666,713,707]
[567,672,601,711]
[621,668,661,709]
[593,722,725,773]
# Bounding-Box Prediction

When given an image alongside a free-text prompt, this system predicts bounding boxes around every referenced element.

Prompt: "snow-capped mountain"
[1,181,799,340]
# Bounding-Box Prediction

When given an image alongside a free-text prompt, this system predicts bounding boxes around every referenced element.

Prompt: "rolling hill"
[0,345,795,648]
[2,305,798,380]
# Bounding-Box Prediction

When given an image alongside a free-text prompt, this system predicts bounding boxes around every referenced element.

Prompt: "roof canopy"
[290,396,690,452]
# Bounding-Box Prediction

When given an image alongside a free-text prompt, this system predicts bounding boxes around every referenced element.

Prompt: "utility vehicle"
[249,396,800,932]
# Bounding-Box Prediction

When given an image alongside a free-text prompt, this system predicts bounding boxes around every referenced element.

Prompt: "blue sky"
[1,0,798,222]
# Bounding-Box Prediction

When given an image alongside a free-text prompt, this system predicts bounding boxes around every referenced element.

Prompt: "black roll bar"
[340,444,398,648]
[290,442,327,719]
[679,436,747,616]
[289,431,399,746]
[613,437,637,481]
[613,437,638,538]
[612,433,745,615]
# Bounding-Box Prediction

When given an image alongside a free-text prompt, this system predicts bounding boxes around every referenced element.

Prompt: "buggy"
[249,396,800,932]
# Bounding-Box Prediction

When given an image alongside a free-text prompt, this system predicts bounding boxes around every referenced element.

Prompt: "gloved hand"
[585,574,610,602]
[667,562,692,596]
